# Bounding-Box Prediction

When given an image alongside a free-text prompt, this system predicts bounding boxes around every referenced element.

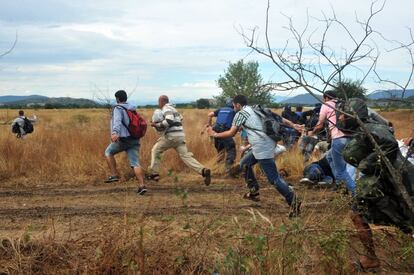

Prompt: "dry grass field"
[0,108,413,274]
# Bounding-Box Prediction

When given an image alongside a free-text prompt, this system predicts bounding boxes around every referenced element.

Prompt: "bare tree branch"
[241,0,414,217]
[0,32,18,59]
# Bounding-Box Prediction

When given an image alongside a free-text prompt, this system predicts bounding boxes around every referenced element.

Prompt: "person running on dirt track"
[206,98,236,177]
[146,95,211,185]
[11,110,36,139]
[104,90,147,195]
[307,90,356,195]
[207,95,303,217]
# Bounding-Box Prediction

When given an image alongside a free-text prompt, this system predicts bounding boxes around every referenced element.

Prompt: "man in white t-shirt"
[207,95,303,217]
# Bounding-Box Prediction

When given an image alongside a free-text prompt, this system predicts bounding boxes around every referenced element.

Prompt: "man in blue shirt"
[206,99,236,176]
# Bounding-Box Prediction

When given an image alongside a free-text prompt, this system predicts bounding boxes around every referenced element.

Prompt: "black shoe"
[330,184,340,192]
[202,168,211,186]
[136,186,147,195]
[289,197,302,218]
[104,175,120,183]
[145,173,160,182]
[243,192,260,202]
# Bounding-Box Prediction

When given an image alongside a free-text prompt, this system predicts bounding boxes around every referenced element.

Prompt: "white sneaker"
[299,178,315,185]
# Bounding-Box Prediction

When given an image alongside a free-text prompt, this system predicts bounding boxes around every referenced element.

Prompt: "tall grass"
[0,109,218,185]
[0,109,412,186]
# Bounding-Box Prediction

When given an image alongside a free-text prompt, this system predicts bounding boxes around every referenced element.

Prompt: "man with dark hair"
[308,90,356,195]
[295,106,303,120]
[147,95,211,185]
[207,95,303,217]
[115,89,128,103]
[11,110,36,139]
[206,98,236,176]
[104,90,147,195]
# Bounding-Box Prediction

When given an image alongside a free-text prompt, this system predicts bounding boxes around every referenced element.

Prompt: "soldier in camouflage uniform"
[342,111,414,270]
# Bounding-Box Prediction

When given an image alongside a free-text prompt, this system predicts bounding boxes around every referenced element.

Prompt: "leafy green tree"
[332,79,367,100]
[196,98,210,109]
[216,60,272,106]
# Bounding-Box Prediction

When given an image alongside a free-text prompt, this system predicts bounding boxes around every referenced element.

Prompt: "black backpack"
[250,105,283,142]
[23,118,34,134]
[307,109,320,129]
[335,98,368,134]
[12,123,20,134]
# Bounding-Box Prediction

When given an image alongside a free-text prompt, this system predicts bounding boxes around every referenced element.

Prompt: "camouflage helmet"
[345,98,369,122]
[225,98,233,107]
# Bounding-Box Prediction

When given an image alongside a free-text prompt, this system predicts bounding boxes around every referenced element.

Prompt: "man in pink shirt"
[308,90,356,195]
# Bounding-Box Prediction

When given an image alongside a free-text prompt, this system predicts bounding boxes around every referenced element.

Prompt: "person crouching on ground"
[104,90,147,195]
[11,110,36,139]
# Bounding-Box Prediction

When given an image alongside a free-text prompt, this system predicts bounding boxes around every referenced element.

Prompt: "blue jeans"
[326,137,356,195]
[241,153,294,205]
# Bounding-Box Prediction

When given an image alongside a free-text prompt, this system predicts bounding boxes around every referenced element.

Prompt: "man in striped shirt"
[147,95,211,185]
[207,95,303,217]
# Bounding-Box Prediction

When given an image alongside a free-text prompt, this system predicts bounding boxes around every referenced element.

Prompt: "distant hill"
[280,93,322,105]
[0,95,48,103]
[278,89,414,105]
[0,94,100,108]
[272,95,290,103]
[367,89,414,100]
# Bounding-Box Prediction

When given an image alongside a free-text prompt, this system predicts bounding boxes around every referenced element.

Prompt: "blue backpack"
[213,107,235,132]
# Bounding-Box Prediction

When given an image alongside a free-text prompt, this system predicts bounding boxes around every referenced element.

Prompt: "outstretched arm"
[207,111,215,126]
[308,117,325,136]
[282,117,303,132]
[207,125,238,138]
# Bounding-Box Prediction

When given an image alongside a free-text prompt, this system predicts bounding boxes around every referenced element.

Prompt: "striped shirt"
[233,105,276,159]
[158,104,185,137]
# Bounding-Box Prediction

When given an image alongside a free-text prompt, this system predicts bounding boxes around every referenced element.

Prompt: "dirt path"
[2,178,412,274]
[0,178,334,239]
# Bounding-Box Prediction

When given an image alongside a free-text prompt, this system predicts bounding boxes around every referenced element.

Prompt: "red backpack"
[116,106,147,139]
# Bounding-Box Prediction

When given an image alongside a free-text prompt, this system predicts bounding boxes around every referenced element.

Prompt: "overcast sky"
[0,0,413,103]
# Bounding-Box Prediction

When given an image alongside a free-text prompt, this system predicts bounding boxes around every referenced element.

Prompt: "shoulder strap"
[241,109,267,138]
[114,105,131,132]
[115,105,128,112]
